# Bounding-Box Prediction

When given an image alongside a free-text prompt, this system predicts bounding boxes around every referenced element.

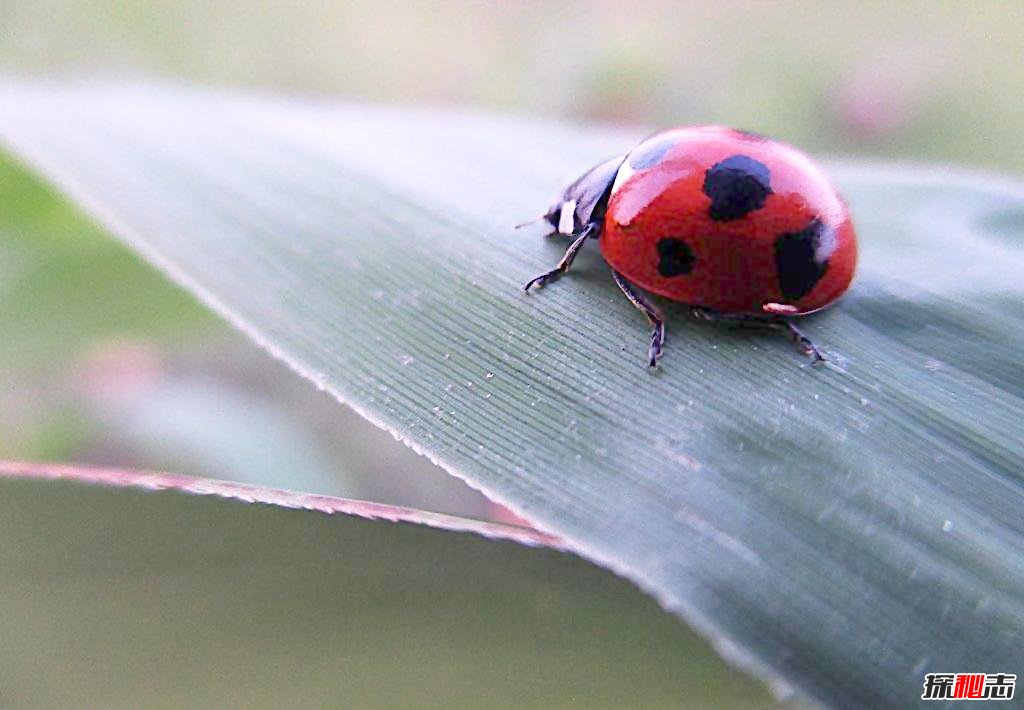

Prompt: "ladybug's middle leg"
[611,269,665,367]
[523,224,596,292]
[691,307,825,363]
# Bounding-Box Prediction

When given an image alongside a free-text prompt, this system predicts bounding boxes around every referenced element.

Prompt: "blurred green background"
[0,3,1021,706]
[4,1,1024,168]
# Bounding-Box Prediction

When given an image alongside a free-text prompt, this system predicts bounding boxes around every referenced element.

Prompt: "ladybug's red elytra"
[522,125,857,366]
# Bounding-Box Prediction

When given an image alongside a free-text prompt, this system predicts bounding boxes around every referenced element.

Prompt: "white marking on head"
[610,161,635,195]
[558,200,577,235]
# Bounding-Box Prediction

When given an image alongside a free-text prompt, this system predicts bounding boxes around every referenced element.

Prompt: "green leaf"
[2,83,1022,707]
[0,461,772,708]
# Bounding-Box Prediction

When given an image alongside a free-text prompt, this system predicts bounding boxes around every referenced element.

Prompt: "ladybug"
[521,126,857,366]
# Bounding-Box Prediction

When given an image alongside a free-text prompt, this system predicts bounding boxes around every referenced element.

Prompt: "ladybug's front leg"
[611,269,665,368]
[523,223,596,292]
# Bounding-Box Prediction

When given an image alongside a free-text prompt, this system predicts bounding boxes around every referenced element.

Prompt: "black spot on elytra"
[703,155,772,221]
[656,238,696,277]
[629,136,676,170]
[774,218,832,300]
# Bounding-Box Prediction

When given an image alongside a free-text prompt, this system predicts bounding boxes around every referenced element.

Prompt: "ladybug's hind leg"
[780,319,825,363]
[523,223,596,292]
[611,269,665,367]
[691,307,825,363]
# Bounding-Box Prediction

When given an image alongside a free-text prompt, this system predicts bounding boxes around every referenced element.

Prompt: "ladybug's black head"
[542,202,563,233]
[550,154,624,236]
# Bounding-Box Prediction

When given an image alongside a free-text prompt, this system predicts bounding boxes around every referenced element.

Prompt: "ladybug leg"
[690,307,763,325]
[611,269,665,367]
[691,308,825,363]
[780,319,826,363]
[523,223,596,291]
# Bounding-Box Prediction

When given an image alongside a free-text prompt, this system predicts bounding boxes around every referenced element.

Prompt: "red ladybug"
[522,125,857,366]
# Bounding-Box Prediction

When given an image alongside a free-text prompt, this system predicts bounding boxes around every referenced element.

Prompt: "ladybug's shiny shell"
[599,126,856,315]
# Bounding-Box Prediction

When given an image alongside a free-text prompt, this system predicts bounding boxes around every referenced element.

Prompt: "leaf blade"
[0,459,563,548]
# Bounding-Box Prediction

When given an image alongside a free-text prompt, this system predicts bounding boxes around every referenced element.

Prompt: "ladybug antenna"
[513,214,547,230]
